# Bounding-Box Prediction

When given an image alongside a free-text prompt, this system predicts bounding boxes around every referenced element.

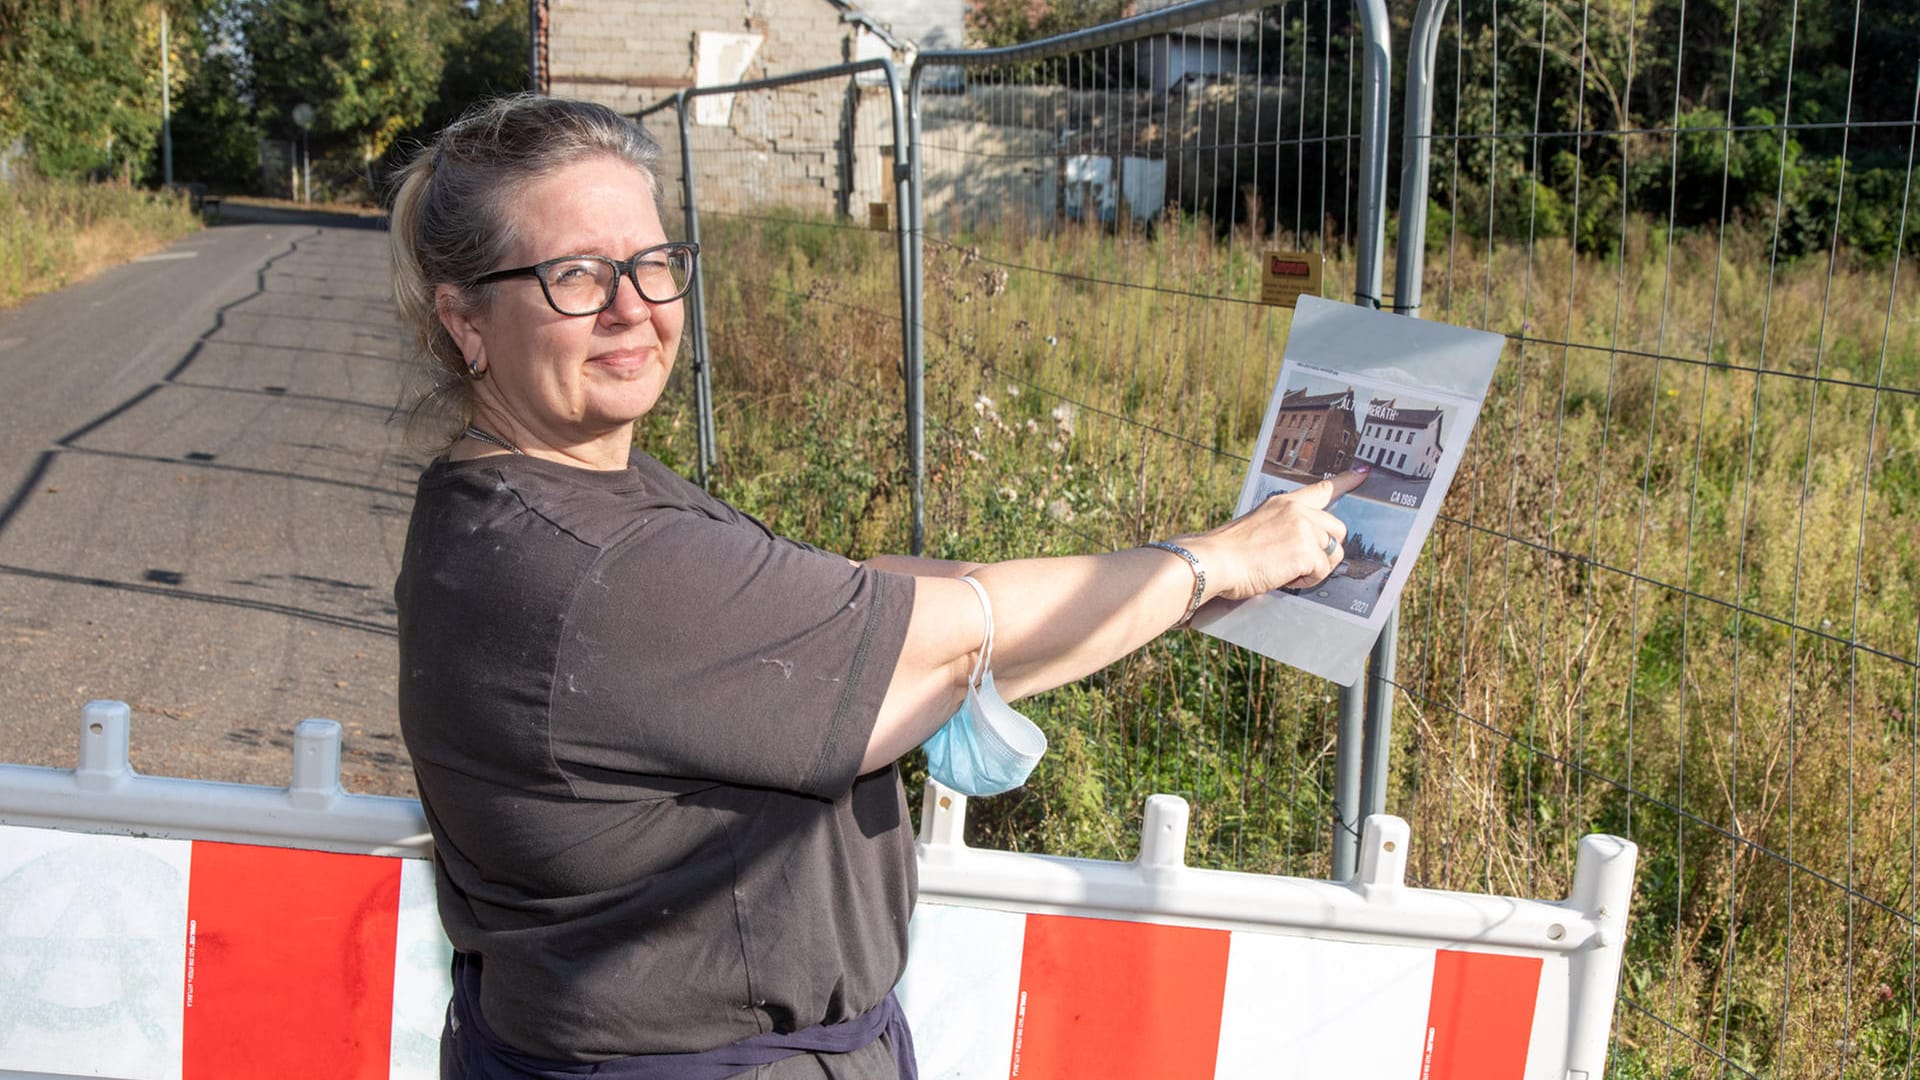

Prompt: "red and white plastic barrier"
[0,828,449,1080]
[901,786,1636,1080]
[905,904,1548,1079]
[0,703,1637,1079]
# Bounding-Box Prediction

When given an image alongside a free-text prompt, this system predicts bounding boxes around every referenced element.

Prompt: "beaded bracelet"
[1144,540,1207,627]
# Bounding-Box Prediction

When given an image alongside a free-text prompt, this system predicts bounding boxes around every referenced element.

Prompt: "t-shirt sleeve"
[547,507,915,799]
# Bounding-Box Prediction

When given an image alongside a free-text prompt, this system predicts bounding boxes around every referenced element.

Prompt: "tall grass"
[0,176,202,309]
[639,205,1918,1077]
[1401,221,1920,1077]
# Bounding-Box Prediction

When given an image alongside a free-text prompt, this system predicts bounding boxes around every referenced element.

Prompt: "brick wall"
[550,0,884,217]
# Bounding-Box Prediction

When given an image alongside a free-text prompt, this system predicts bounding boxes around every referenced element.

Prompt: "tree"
[413,0,527,137]
[966,0,1128,49]
[241,0,438,197]
[166,25,258,190]
[0,0,192,181]
[1415,0,1920,259]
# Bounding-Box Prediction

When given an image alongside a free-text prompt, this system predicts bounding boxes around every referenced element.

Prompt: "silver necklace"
[460,425,524,455]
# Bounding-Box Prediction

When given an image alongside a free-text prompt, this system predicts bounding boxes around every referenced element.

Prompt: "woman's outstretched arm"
[861,467,1369,772]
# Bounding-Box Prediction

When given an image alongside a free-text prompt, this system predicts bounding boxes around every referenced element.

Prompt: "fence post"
[1346,0,1458,873]
[1333,0,1395,880]
[1331,683,1366,880]
[673,92,718,488]
[1394,0,1452,321]
[1358,610,1398,826]
[1349,0,1392,311]
[1351,0,1456,853]
[879,62,926,558]
[906,64,938,559]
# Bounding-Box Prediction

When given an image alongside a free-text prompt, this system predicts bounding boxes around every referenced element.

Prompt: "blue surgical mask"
[921,576,1047,797]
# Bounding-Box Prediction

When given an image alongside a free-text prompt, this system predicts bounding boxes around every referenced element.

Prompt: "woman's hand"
[1180,465,1372,601]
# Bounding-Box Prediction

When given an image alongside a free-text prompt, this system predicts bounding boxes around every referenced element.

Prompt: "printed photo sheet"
[1192,296,1505,685]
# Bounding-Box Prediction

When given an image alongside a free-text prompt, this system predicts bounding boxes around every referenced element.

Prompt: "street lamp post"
[160,8,173,187]
[291,103,316,203]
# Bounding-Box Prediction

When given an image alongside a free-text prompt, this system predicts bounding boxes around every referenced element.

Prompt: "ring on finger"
[1323,535,1340,558]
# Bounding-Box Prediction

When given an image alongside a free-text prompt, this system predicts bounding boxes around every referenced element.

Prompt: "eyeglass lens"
[543,248,693,315]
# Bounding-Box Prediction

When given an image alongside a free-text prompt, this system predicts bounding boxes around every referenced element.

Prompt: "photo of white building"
[1356,397,1445,479]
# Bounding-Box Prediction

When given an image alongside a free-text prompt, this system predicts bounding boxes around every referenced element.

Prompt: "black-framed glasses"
[471,241,699,316]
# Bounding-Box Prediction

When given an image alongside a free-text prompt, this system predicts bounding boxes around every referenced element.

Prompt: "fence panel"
[1394,0,1920,1074]
[637,68,919,555]
[907,0,1385,875]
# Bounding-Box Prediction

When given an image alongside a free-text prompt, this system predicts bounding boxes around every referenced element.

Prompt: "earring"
[466,355,485,379]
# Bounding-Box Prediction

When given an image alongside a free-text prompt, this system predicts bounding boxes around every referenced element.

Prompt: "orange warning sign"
[1260,249,1323,308]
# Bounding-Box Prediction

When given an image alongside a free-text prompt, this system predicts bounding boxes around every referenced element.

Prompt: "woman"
[390,95,1364,1079]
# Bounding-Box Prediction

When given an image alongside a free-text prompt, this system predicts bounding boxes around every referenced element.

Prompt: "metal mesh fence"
[639,2,1386,876]
[638,73,917,554]
[905,1,1382,873]
[1393,0,1920,1073]
[634,0,1919,1066]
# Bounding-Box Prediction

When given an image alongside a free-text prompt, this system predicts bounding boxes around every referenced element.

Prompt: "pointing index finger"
[1290,465,1372,509]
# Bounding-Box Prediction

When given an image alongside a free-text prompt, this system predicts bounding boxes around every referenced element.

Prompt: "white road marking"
[133,251,200,263]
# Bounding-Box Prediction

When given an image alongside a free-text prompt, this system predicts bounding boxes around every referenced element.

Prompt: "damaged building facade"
[533,0,959,220]
[533,1,1312,236]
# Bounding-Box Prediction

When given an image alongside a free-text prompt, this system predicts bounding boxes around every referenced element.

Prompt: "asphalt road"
[0,210,426,796]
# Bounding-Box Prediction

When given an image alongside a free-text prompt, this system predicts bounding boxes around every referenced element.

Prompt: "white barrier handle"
[0,701,430,856]
[917,779,968,852]
[290,719,344,809]
[1138,794,1189,872]
[77,699,132,791]
[1355,814,1409,900]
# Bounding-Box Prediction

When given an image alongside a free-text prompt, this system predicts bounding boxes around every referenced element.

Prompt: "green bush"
[0,175,200,308]
[1428,107,1919,264]
[0,0,165,182]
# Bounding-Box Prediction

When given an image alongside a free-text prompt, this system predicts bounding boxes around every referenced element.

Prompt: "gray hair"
[387,94,665,443]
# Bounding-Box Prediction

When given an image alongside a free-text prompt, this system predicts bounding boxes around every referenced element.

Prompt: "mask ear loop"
[957,575,995,691]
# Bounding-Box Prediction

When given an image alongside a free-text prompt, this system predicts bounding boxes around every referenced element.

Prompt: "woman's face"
[447,155,684,461]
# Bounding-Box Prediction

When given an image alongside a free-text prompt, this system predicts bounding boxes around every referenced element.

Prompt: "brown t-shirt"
[394,453,917,1068]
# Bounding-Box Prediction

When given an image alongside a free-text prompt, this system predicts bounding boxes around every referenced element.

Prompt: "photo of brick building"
[1263,385,1359,479]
